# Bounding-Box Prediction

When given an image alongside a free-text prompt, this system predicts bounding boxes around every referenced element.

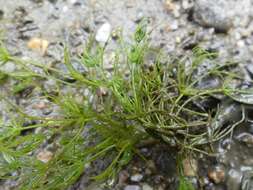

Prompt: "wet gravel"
[1,0,253,190]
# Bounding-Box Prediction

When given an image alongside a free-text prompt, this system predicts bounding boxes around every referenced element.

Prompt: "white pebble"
[171,20,178,31]
[62,6,69,12]
[130,173,143,182]
[237,40,245,48]
[95,22,112,43]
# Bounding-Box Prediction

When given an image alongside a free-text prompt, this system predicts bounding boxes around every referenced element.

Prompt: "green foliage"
[0,70,8,83]
[0,42,11,64]
[178,177,195,190]
[0,22,249,189]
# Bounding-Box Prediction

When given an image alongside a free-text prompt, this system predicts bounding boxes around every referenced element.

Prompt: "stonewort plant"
[0,22,251,190]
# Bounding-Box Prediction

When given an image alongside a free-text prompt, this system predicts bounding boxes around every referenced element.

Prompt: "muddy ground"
[0,0,253,190]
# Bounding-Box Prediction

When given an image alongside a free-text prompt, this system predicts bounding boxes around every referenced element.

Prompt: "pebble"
[147,160,156,174]
[118,170,129,185]
[234,32,241,41]
[208,165,226,184]
[182,0,193,10]
[170,20,179,31]
[241,171,253,190]
[235,132,253,147]
[1,62,16,73]
[193,0,251,32]
[96,87,108,96]
[193,0,231,32]
[33,101,48,109]
[175,37,181,44]
[220,138,232,151]
[164,0,180,18]
[130,173,143,182]
[237,40,245,48]
[36,150,53,163]
[27,37,49,55]
[172,4,181,18]
[226,169,242,190]
[164,0,176,12]
[62,6,69,13]
[95,22,112,43]
[124,185,141,190]
[69,0,77,4]
[142,183,153,190]
[182,158,198,177]
[135,10,144,23]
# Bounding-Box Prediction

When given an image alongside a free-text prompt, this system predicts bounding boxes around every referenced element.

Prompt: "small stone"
[220,138,232,151]
[175,37,181,44]
[193,0,251,32]
[1,62,16,72]
[147,160,156,173]
[241,171,253,190]
[135,10,144,23]
[227,169,242,190]
[33,101,48,109]
[241,29,251,38]
[234,32,241,40]
[182,158,198,177]
[208,165,226,184]
[193,0,231,32]
[173,5,181,18]
[170,20,178,31]
[237,40,245,48]
[142,183,153,190]
[124,185,141,190]
[27,38,49,55]
[96,87,108,96]
[69,0,77,4]
[164,0,176,11]
[95,22,112,43]
[182,0,193,10]
[164,0,180,18]
[37,150,53,163]
[118,170,129,185]
[236,132,253,147]
[130,173,143,182]
[62,6,69,12]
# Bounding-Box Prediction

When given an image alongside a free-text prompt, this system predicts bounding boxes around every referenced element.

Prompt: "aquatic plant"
[0,22,250,189]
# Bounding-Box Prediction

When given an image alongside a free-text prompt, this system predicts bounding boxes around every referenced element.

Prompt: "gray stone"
[0,62,16,73]
[242,171,253,190]
[142,183,153,190]
[227,169,242,190]
[236,132,253,147]
[135,10,144,23]
[193,0,252,32]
